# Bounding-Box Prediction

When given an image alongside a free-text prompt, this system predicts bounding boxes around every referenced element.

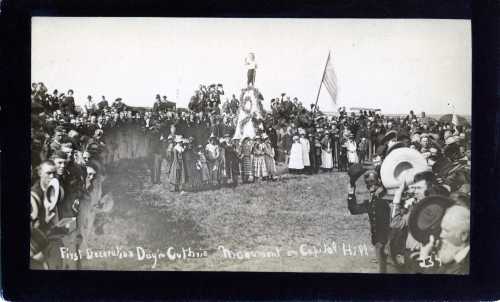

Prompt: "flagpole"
[313,51,331,118]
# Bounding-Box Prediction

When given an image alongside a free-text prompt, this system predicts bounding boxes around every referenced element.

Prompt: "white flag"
[322,53,338,105]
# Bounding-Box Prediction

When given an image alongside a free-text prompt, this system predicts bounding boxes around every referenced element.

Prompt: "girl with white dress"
[288,135,304,173]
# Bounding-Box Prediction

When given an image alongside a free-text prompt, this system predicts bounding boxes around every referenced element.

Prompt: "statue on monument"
[233,53,265,140]
[244,52,257,87]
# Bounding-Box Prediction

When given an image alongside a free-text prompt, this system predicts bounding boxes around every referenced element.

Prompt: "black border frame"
[2,0,500,300]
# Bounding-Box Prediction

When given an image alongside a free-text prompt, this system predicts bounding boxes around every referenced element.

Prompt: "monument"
[232,53,266,140]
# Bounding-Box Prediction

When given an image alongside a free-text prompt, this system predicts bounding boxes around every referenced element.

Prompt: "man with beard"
[419,205,470,274]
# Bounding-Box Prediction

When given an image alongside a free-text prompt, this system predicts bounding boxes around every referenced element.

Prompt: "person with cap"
[205,134,221,188]
[112,97,126,113]
[346,165,391,273]
[168,135,186,192]
[288,135,304,174]
[252,135,268,181]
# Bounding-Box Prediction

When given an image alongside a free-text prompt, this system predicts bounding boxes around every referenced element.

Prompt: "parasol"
[439,114,470,127]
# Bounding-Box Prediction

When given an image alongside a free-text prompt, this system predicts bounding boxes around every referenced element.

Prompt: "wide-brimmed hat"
[408,195,454,244]
[174,135,183,143]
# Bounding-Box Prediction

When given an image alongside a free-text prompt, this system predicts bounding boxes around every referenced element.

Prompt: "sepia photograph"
[30,17,471,274]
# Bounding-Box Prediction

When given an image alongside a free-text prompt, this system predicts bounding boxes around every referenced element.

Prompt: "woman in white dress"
[299,132,311,174]
[288,135,304,174]
[320,131,334,171]
[344,133,359,167]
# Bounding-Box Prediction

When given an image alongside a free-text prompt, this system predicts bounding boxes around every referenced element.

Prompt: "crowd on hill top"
[30,81,471,273]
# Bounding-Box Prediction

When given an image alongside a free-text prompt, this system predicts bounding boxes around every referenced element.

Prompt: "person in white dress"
[299,131,311,174]
[288,135,304,173]
[344,133,359,167]
[320,131,334,171]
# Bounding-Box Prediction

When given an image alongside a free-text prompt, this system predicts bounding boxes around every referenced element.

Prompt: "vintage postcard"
[30,17,471,273]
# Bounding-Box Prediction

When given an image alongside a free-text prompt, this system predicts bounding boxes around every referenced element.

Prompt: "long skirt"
[254,155,268,178]
[321,150,334,169]
[241,156,253,177]
[264,155,276,175]
[288,144,304,170]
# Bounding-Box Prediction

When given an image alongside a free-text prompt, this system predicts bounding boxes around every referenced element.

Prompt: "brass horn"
[380,147,428,191]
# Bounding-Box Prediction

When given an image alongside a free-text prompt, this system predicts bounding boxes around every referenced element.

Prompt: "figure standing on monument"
[245,52,257,87]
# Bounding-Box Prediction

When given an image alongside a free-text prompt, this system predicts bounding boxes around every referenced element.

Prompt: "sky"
[32,17,471,115]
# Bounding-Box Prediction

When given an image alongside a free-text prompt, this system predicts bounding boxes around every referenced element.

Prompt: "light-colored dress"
[344,139,359,164]
[288,142,304,170]
[253,142,268,178]
[299,137,311,167]
[321,138,334,169]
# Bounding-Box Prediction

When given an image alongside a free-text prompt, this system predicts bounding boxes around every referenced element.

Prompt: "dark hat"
[380,130,398,145]
[54,125,66,133]
[115,98,122,102]
[386,141,406,156]
[347,163,367,186]
[443,142,461,160]
[408,195,453,244]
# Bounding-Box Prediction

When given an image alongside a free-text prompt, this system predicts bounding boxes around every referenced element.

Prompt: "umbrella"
[438,114,470,127]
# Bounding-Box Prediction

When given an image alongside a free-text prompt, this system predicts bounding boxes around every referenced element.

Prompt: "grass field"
[75,159,379,273]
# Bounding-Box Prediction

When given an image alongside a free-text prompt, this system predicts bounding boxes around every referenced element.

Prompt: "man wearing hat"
[112,98,126,113]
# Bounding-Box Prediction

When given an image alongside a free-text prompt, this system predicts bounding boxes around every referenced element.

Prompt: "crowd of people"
[30,81,471,273]
[345,110,471,274]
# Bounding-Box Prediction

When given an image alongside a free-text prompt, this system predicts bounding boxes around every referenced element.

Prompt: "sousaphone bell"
[380,147,429,194]
[44,178,63,223]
